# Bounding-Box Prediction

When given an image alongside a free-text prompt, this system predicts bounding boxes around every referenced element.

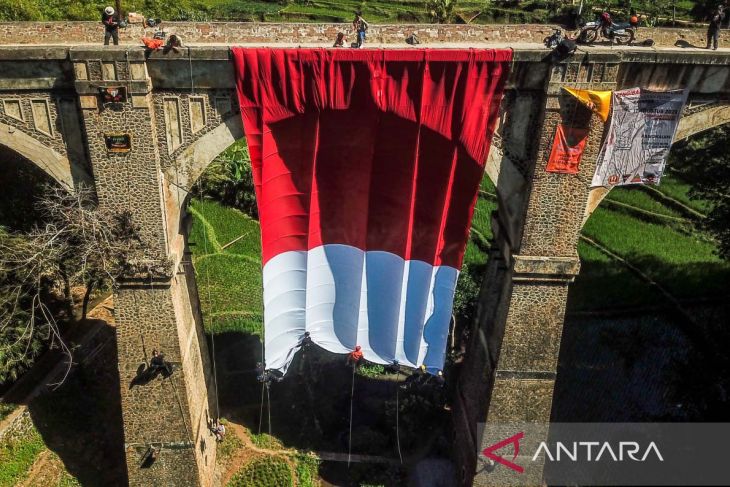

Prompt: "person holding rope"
[352,11,369,48]
[148,349,174,377]
[211,420,226,442]
[102,6,120,46]
[346,345,363,367]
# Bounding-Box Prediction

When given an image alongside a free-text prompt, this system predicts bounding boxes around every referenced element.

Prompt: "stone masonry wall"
[115,283,202,486]
[79,100,169,259]
[152,89,237,173]
[519,61,618,257]
[0,92,68,157]
[0,408,33,444]
[0,22,714,48]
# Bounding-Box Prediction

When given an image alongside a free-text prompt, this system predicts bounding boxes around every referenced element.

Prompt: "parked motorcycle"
[577,12,638,45]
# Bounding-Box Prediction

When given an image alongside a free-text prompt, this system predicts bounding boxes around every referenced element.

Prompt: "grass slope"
[189,198,264,336]
[0,428,45,487]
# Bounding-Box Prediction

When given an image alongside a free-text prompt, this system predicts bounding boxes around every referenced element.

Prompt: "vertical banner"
[592,88,688,187]
[546,124,589,174]
[232,48,512,374]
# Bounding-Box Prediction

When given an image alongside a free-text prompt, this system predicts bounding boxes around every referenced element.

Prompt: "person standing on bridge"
[352,11,369,48]
[102,6,121,46]
[706,7,725,50]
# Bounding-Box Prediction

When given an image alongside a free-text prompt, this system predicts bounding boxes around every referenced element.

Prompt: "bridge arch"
[172,115,245,191]
[0,122,91,191]
[582,104,730,225]
[674,103,730,143]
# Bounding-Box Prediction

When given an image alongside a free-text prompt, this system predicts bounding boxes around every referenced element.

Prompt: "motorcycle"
[577,12,638,45]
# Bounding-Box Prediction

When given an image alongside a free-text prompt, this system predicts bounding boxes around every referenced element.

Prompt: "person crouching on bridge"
[352,11,369,48]
[707,7,725,50]
[102,6,120,46]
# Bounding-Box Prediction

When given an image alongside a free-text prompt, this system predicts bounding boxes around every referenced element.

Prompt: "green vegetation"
[250,432,283,449]
[294,453,320,487]
[0,403,16,422]
[357,363,386,377]
[0,427,45,487]
[0,0,719,24]
[669,125,730,260]
[189,199,263,336]
[57,472,82,487]
[227,456,292,487]
[217,421,244,461]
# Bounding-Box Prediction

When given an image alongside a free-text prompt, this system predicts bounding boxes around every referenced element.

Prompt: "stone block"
[73,61,88,81]
[78,94,97,110]
[487,378,556,423]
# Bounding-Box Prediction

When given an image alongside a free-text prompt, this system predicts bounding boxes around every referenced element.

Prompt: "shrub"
[228,456,292,487]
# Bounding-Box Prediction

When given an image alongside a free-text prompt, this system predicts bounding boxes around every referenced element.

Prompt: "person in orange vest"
[347,345,363,367]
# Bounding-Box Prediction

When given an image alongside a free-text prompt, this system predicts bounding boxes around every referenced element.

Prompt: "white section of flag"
[262,244,459,373]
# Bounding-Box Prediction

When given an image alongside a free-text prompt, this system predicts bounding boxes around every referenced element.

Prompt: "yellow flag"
[563,88,612,122]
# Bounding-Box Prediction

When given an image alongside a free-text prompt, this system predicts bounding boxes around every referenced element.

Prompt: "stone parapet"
[0,21,714,48]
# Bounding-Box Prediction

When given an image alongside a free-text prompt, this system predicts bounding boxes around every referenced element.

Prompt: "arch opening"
[0,122,91,191]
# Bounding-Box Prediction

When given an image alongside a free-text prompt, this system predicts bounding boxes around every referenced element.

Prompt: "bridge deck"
[2,43,730,64]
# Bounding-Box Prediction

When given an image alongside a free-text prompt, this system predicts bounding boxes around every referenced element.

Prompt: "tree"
[199,138,258,219]
[427,0,458,23]
[670,124,730,261]
[0,185,148,384]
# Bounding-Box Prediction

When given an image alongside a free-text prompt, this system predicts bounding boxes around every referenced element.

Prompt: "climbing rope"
[163,374,193,444]
[395,369,403,464]
[348,364,356,467]
[188,46,195,95]
[258,380,265,435]
[195,180,221,422]
[267,383,272,437]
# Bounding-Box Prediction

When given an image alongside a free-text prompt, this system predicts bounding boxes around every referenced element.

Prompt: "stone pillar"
[456,56,620,486]
[71,49,216,486]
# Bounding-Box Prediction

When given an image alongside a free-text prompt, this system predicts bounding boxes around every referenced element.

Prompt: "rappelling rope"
[195,179,221,422]
[188,46,195,95]
[163,374,193,444]
[258,380,265,435]
[348,363,356,467]
[267,383,272,437]
[395,368,403,464]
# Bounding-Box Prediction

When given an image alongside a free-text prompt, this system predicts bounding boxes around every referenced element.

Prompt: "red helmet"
[601,12,612,23]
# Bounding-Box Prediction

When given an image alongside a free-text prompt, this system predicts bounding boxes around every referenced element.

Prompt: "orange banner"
[563,88,612,122]
[546,124,589,174]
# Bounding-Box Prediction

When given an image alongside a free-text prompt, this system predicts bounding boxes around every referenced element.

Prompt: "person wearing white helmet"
[102,6,120,45]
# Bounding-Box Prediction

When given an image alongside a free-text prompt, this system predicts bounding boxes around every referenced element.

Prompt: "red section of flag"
[546,124,589,174]
[232,48,511,267]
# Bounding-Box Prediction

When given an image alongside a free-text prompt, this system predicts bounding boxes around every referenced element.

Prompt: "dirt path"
[17,450,65,487]
[221,421,300,486]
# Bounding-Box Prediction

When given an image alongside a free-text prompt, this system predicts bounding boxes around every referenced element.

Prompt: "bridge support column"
[455,58,619,486]
[71,50,216,486]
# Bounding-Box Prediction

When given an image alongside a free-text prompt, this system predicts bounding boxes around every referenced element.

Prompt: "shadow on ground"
[555,298,730,422]
[212,331,450,485]
[27,323,127,486]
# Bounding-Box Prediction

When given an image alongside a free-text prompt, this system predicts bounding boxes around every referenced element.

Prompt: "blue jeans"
[358,30,366,47]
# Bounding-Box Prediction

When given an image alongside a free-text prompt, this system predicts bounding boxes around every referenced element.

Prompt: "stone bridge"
[1,23,730,486]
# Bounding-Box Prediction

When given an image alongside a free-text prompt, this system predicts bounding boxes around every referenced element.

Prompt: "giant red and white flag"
[232,48,511,373]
